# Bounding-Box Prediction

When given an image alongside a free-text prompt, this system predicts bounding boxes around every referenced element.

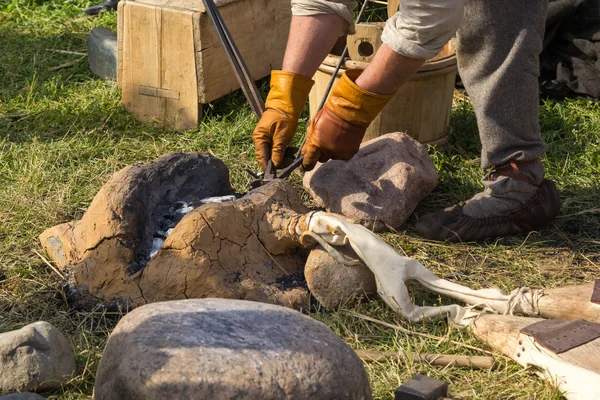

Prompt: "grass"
[1,0,599,398]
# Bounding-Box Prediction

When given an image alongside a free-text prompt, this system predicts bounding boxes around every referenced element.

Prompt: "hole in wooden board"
[358,41,374,57]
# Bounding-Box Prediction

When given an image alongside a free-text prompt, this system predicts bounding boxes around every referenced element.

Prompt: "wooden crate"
[117,0,291,129]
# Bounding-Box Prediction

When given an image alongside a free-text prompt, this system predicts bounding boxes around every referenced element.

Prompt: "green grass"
[1,0,599,398]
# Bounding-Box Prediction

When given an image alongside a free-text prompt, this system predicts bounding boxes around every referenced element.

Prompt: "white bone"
[301,212,540,324]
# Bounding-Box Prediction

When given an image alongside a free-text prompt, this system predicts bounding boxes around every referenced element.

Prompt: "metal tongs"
[247,158,304,190]
[202,0,302,188]
[201,0,264,118]
[202,0,370,190]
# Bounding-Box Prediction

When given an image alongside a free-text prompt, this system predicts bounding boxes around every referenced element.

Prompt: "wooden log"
[538,282,600,323]
[471,314,600,400]
[355,349,494,369]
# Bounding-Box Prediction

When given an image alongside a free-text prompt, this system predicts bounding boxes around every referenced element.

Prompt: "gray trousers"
[456,0,548,172]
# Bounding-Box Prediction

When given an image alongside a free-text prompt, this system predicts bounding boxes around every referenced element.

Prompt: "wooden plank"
[471,314,541,365]
[116,0,125,88]
[139,85,180,100]
[347,23,385,63]
[473,314,600,375]
[472,314,600,399]
[160,7,199,129]
[559,339,600,374]
[120,1,162,124]
[120,2,199,129]
[388,0,400,18]
[539,282,600,323]
[131,0,239,12]
[120,0,288,127]
[195,0,291,103]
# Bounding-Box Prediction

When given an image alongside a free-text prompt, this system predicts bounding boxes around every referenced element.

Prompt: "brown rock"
[305,246,377,310]
[303,133,438,231]
[94,299,372,400]
[40,153,309,309]
[0,322,75,393]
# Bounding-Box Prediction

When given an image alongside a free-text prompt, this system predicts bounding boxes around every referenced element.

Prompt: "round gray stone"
[94,299,372,400]
[305,246,377,310]
[0,322,75,392]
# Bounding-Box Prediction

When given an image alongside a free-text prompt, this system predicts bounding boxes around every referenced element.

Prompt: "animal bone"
[298,212,541,325]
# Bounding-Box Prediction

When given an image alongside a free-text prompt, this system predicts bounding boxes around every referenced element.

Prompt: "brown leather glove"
[252,71,314,170]
[301,69,394,171]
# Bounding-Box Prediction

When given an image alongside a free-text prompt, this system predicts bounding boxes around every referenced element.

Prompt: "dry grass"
[1,0,599,398]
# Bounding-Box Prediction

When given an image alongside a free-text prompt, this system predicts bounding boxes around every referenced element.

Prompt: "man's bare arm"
[282,15,345,79]
[356,44,425,94]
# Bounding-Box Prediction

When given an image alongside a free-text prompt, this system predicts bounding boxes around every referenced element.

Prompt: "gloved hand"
[301,69,394,171]
[252,70,314,170]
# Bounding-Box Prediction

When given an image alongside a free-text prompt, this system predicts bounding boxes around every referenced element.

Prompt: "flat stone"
[0,393,46,399]
[94,299,372,400]
[0,322,75,392]
[303,132,438,232]
[305,246,377,310]
[88,27,117,80]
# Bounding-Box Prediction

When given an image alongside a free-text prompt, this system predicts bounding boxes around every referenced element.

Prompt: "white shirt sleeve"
[291,0,358,35]
[382,0,465,59]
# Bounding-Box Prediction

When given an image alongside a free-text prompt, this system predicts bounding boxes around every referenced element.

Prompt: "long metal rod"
[202,0,265,118]
[295,0,371,159]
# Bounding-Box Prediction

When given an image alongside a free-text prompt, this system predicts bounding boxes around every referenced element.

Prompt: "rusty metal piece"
[521,318,600,354]
[591,279,600,304]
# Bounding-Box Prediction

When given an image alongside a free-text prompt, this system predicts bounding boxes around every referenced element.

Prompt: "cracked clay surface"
[39,153,309,309]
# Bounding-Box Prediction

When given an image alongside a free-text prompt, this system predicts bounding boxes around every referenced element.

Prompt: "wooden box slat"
[118,0,291,129]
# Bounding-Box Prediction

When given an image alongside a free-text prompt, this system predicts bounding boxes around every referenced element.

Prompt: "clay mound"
[136,179,309,308]
[40,153,309,309]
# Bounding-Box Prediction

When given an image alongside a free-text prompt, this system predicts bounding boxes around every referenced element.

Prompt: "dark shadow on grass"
[404,97,599,253]
[0,27,265,144]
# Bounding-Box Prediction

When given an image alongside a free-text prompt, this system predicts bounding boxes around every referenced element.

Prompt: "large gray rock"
[94,299,372,400]
[305,246,377,310]
[303,132,438,232]
[0,322,75,392]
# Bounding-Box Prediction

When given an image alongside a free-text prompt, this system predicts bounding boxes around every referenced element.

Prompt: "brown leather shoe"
[414,179,561,242]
